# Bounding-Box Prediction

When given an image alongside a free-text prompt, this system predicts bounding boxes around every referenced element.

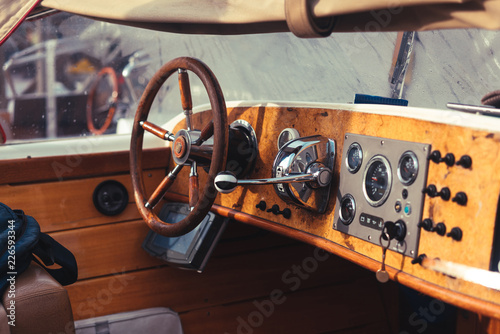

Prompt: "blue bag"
[0,202,78,294]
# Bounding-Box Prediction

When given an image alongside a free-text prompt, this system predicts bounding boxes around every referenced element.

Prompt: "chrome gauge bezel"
[339,194,356,225]
[362,155,392,207]
[397,151,419,186]
[345,142,363,174]
[277,128,300,149]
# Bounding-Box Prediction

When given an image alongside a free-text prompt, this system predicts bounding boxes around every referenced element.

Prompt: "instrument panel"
[333,133,431,257]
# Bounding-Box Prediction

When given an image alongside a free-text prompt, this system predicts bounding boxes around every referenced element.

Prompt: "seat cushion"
[75,307,183,334]
[2,262,75,334]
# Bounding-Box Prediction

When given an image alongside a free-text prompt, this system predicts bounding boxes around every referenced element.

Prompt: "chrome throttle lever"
[215,134,335,213]
[214,164,332,194]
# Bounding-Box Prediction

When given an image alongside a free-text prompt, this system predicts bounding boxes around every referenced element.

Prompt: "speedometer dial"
[363,156,392,207]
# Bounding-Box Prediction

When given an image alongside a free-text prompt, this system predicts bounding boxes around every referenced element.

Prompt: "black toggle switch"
[429,150,441,164]
[446,227,463,241]
[437,187,451,201]
[423,184,438,197]
[418,218,434,232]
[423,185,450,200]
[267,204,280,214]
[428,150,455,167]
[280,208,292,219]
[440,153,455,167]
[266,204,291,219]
[431,222,447,236]
[411,254,427,265]
[452,192,468,206]
[256,201,267,211]
[456,155,472,168]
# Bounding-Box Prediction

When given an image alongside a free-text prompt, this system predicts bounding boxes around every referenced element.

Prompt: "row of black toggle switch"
[428,151,472,168]
[256,201,291,219]
[418,218,463,241]
[423,185,468,205]
[423,150,468,243]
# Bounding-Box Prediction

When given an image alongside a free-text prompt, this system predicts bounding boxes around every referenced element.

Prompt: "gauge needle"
[372,177,378,181]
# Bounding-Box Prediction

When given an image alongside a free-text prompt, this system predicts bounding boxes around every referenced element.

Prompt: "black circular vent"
[93,180,129,216]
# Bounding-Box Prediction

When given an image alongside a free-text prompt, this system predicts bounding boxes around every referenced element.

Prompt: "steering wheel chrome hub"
[173,129,192,164]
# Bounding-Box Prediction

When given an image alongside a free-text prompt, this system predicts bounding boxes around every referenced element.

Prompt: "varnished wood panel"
[0,171,165,232]
[180,277,396,334]
[50,218,297,281]
[66,242,373,320]
[167,105,500,317]
[0,147,169,185]
[50,220,164,280]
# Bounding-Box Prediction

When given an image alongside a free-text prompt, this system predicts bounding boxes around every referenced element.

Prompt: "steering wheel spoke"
[194,120,214,146]
[140,121,174,141]
[178,69,193,130]
[146,164,184,209]
[189,161,199,209]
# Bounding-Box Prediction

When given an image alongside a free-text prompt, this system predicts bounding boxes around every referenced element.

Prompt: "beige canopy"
[3,0,500,43]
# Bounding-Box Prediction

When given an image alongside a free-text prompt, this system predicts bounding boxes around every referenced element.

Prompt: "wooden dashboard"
[2,101,500,329]
[166,103,500,318]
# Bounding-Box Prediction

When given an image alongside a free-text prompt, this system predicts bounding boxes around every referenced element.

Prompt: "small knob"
[418,218,434,232]
[452,192,468,206]
[432,222,447,236]
[280,208,292,219]
[267,204,281,215]
[429,150,441,164]
[456,155,472,168]
[423,184,438,197]
[437,187,451,201]
[446,227,463,241]
[256,201,267,211]
[440,153,455,167]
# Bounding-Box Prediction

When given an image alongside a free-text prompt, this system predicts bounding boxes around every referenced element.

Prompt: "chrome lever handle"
[214,166,332,194]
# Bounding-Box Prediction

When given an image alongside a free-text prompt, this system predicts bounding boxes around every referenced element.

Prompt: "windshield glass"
[1,12,499,145]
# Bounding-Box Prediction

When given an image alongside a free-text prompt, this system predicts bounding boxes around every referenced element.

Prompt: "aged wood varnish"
[167,105,500,318]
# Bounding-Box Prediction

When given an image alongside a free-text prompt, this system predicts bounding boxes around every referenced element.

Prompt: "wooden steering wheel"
[130,57,228,237]
[86,67,119,135]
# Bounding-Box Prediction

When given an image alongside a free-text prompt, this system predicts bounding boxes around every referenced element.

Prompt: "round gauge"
[345,142,363,173]
[398,151,419,185]
[339,194,356,225]
[363,156,392,207]
[278,128,300,149]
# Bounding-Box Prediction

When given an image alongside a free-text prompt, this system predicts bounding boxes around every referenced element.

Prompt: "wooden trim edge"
[0,147,169,185]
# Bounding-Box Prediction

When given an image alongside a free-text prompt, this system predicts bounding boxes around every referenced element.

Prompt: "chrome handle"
[215,165,332,194]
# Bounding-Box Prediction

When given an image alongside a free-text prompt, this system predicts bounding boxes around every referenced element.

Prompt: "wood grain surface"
[167,105,500,317]
[0,171,165,232]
